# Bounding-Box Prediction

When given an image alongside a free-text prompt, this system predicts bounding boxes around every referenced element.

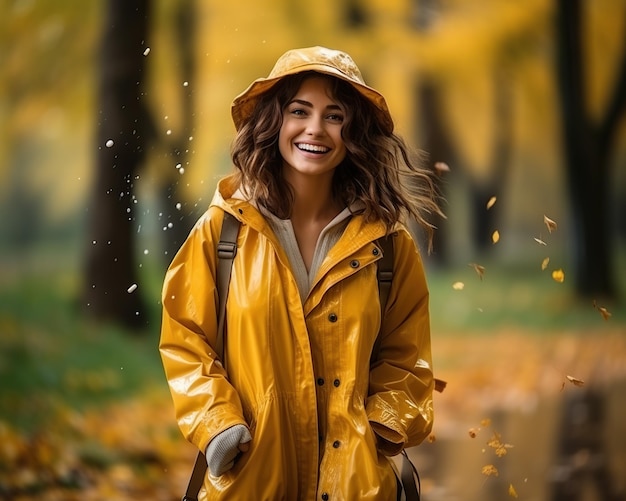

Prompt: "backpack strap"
[370,233,394,366]
[215,211,241,363]
[372,234,421,501]
[182,211,241,501]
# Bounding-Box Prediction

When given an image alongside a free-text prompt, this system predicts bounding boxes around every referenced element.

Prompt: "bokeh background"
[1,0,625,499]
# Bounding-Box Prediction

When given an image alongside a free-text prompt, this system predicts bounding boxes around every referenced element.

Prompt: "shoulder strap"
[370,233,394,366]
[215,211,241,362]
[182,211,241,501]
[373,235,421,501]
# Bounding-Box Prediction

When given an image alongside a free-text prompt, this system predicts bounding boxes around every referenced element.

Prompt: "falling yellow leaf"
[480,418,492,428]
[534,237,547,246]
[481,464,499,477]
[434,378,447,392]
[434,161,450,175]
[452,282,465,290]
[509,483,519,498]
[487,432,513,457]
[566,375,585,387]
[592,300,612,320]
[541,257,550,270]
[552,269,565,283]
[492,230,500,244]
[428,434,436,443]
[544,215,558,233]
[496,445,511,457]
[469,263,486,280]
[486,196,497,210]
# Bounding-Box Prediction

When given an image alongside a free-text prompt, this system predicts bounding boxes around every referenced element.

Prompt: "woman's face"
[278,76,347,182]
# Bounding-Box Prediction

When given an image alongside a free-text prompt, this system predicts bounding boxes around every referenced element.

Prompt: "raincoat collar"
[210,174,388,246]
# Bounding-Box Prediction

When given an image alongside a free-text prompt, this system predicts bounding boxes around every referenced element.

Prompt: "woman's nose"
[305,115,325,136]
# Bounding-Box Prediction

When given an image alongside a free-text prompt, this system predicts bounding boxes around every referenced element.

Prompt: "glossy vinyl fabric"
[159,175,434,500]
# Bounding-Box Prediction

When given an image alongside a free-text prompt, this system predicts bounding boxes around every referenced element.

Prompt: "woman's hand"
[205,424,252,476]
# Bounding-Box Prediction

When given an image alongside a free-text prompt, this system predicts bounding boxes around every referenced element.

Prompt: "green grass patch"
[0,270,167,432]
[427,259,626,333]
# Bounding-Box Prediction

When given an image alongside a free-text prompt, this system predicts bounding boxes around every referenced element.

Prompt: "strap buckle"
[217,241,237,259]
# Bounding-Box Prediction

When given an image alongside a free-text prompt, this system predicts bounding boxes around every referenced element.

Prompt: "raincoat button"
[372,248,379,256]
[238,208,243,214]
[350,259,360,268]
[328,313,338,322]
[333,379,340,387]
[317,378,325,386]
[321,494,329,501]
[333,440,341,448]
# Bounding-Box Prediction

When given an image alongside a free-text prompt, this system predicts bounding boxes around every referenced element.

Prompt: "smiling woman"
[159,46,444,501]
[279,76,348,187]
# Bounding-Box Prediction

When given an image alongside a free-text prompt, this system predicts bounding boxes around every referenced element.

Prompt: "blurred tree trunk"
[470,66,513,253]
[556,0,625,299]
[413,0,453,262]
[160,0,198,259]
[84,0,152,329]
[416,79,456,262]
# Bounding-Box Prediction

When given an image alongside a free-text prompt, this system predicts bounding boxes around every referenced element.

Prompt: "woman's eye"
[327,113,344,123]
[290,108,306,116]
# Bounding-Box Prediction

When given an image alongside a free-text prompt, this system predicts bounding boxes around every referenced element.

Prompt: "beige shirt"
[232,187,352,302]
[262,208,352,302]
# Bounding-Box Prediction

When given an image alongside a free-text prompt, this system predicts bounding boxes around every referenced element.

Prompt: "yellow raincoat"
[160,175,434,500]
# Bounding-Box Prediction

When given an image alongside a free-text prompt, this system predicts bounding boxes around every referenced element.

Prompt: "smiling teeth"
[297,143,329,153]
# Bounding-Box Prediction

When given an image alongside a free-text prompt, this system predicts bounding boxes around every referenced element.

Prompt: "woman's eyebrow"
[288,99,342,111]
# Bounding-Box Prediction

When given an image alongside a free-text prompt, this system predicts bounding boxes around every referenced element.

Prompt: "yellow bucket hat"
[231,46,394,133]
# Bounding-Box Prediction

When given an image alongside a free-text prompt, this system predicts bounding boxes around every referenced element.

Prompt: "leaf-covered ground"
[2,327,625,500]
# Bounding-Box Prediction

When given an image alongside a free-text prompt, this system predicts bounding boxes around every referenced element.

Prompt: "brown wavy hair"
[230,72,444,248]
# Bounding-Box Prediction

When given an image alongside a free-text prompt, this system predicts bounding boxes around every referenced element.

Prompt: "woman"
[160,46,442,500]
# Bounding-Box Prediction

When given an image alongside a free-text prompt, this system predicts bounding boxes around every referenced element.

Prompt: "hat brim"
[231,63,394,133]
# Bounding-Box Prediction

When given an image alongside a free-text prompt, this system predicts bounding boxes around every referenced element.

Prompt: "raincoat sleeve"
[159,207,247,454]
[366,228,434,455]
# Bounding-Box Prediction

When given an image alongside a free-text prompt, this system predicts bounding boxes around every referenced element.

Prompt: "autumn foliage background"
[1,0,625,500]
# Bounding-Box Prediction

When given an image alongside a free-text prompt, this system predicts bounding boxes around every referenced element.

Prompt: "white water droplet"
[175,203,182,210]
[143,47,151,56]
[105,139,114,148]
[127,283,138,293]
